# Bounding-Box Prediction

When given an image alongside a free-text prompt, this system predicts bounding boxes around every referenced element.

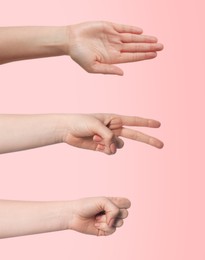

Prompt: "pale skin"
[0,113,163,155]
[0,21,163,74]
[0,197,131,238]
[0,21,164,239]
[0,114,160,239]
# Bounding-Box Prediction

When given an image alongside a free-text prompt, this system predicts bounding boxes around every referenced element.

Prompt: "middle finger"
[121,43,163,53]
[121,33,158,43]
[114,128,164,149]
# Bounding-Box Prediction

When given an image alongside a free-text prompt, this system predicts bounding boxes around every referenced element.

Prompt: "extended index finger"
[122,116,161,127]
[113,23,143,34]
[109,115,161,129]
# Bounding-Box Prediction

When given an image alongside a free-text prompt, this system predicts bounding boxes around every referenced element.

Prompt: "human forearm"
[0,197,130,238]
[0,113,163,154]
[0,114,65,154]
[0,22,163,74]
[0,26,68,64]
[0,200,70,238]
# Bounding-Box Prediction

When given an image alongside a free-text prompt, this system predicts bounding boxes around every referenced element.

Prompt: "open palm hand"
[67,21,163,75]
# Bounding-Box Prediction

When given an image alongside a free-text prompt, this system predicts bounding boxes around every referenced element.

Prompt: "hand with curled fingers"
[62,113,164,155]
[67,197,131,236]
[0,198,130,238]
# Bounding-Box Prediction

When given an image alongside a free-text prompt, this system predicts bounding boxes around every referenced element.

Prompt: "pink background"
[1,0,205,259]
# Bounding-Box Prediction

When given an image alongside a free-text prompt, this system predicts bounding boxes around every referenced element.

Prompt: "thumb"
[92,121,116,154]
[92,63,124,76]
[103,199,120,227]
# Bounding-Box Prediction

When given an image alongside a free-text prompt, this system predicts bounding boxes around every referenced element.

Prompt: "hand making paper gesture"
[67,21,163,75]
[0,21,163,74]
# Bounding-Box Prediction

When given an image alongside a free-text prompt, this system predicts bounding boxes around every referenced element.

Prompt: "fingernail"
[93,135,103,142]
[108,218,115,227]
[97,144,105,151]
[110,143,116,154]
[158,43,164,50]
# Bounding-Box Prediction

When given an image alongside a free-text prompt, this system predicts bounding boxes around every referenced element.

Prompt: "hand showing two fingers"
[63,113,164,155]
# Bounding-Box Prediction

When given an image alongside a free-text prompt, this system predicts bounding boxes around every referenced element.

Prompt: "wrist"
[64,25,71,56]
[55,114,76,144]
[64,24,81,57]
[31,26,69,57]
[45,26,69,56]
[60,201,75,231]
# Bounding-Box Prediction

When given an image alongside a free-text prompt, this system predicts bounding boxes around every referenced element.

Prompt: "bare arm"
[0,197,130,238]
[0,21,163,75]
[0,114,163,155]
[0,26,67,64]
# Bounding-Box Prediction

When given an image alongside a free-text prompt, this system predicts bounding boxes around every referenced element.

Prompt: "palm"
[64,115,102,150]
[69,199,107,236]
[72,27,119,59]
[71,216,96,235]
[64,114,123,152]
[68,21,163,75]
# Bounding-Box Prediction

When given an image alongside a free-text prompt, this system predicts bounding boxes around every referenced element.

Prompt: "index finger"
[109,115,161,129]
[112,23,143,34]
[108,197,131,209]
[122,116,161,127]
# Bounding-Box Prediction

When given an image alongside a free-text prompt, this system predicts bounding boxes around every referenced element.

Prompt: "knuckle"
[107,131,114,140]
